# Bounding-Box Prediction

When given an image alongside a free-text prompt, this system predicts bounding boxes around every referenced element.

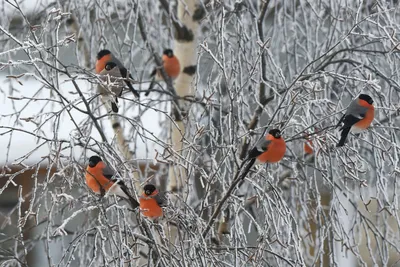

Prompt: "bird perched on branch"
[85,155,139,209]
[96,49,140,112]
[235,129,286,188]
[247,129,286,164]
[147,49,180,96]
[336,94,374,147]
[139,184,167,220]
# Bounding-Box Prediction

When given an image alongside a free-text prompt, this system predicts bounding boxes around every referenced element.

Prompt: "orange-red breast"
[150,49,181,80]
[336,94,374,147]
[247,129,286,164]
[85,155,139,208]
[96,49,139,112]
[139,184,167,220]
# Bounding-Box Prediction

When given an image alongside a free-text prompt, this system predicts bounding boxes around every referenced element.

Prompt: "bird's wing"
[346,99,368,115]
[118,66,129,79]
[102,164,115,180]
[248,138,272,159]
[117,66,140,98]
[342,100,368,127]
[102,164,130,189]
[99,66,122,78]
[110,55,129,80]
[153,192,168,207]
[110,56,124,70]
[109,55,139,98]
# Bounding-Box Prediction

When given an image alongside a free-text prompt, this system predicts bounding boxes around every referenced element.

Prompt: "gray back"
[346,98,368,117]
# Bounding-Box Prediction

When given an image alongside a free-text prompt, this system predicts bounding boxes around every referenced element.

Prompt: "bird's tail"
[111,98,119,113]
[129,86,140,98]
[124,78,140,98]
[121,187,139,209]
[127,195,140,209]
[337,127,350,147]
[145,77,156,96]
[100,94,118,113]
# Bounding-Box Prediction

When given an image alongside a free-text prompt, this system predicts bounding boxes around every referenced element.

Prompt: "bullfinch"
[247,129,286,164]
[96,49,140,112]
[336,94,374,147]
[139,184,167,220]
[147,49,180,96]
[85,155,139,208]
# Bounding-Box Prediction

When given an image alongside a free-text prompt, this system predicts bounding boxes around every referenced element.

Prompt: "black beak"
[88,161,96,167]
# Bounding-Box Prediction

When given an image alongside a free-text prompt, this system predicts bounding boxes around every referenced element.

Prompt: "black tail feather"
[337,127,351,147]
[121,186,139,209]
[127,195,140,209]
[111,102,119,113]
[119,69,140,98]
[125,81,140,98]
[145,77,156,96]
[247,147,262,160]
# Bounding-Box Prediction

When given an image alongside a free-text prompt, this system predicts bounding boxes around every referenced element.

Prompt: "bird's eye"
[145,190,151,195]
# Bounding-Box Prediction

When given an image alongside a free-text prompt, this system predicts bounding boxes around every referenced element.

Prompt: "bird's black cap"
[268,129,282,139]
[97,49,111,60]
[359,94,373,105]
[88,155,102,167]
[163,49,174,58]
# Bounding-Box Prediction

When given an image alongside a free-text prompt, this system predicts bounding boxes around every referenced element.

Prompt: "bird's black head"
[359,94,373,105]
[269,129,282,139]
[143,184,156,196]
[97,49,111,60]
[105,61,117,71]
[88,155,102,167]
[163,49,174,58]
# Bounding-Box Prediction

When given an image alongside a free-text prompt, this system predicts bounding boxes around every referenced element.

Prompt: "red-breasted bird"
[139,184,167,220]
[85,155,139,208]
[336,94,374,147]
[247,129,286,164]
[147,49,180,96]
[96,49,140,112]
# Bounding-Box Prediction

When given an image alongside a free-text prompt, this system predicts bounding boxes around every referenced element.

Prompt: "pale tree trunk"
[133,0,201,263]
[162,0,201,250]
[168,0,200,192]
